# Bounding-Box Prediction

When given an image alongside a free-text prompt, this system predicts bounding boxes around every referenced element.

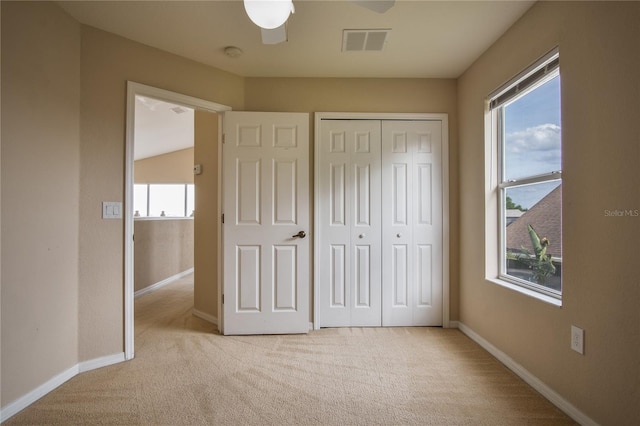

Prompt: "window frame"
[133,183,195,218]
[489,48,563,301]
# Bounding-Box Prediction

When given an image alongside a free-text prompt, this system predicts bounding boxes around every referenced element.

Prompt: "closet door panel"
[382,120,443,326]
[349,123,381,326]
[330,244,346,307]
[417,244,433,306]
[330,164,346,226]
[392,244,409,307]
[417,164,433,225]
[318,126,351,326]
[318,120,381,327]
[412,122,442,325]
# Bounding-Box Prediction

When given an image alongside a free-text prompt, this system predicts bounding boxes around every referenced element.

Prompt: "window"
[133,184,149,217]
[490,49,562,298]
[134,184,195,218]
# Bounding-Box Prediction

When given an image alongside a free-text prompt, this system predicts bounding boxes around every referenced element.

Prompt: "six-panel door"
[223,112,309,335]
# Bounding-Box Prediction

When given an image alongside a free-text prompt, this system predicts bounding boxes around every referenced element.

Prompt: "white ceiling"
[67,1,535,159]
[58,0,535,79]
[134,96,194,160]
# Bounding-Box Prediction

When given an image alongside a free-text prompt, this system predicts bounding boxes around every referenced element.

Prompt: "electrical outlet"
[571,325,584,355]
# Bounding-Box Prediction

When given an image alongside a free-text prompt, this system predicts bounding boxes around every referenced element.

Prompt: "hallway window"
[489,48,562,299]
[134,184,194,217]
[133,184,149,217]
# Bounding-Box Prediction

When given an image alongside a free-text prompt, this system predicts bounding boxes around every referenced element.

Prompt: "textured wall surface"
[134,219,194,293]
[457,2,639,424]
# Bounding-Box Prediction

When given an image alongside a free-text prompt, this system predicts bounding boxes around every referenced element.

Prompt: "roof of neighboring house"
[506,185,562,258]
[507,209,525,218]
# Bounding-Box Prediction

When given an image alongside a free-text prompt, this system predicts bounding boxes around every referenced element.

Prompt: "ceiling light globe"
[244,0,293,30]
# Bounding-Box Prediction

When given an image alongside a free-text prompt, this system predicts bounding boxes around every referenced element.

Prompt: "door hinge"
[222,133,226,144]
[222,294,224,304]
[222,213,225,224]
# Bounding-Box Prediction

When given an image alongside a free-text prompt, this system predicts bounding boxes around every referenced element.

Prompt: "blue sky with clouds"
[504,75,562,208]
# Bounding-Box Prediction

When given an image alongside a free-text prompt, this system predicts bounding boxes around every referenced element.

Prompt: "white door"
[317,120,382,327]
[381,120,443,326]
[317,118,444,328]
[222,112,310,335]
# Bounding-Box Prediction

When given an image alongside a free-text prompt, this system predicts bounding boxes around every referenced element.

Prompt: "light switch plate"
[102,202,122,219]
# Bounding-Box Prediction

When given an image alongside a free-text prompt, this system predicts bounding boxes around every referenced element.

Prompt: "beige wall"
[78,25,244,362]
[6,1,638,423]
[245,77,460,319]
[1,2,81,405]
[134,148,194,184]
[134,219,194,292]
[457,2,639,424]
[193,111,219,321]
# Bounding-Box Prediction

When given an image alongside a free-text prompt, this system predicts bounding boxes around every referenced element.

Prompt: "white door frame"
[313,112,451,329]
[124,82,231,359]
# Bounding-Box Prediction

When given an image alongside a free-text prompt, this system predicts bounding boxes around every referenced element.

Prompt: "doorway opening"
[124,82,230,359]
[132,96,195,301]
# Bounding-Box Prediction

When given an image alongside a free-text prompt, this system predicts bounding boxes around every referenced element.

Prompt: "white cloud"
[506,123,561,154]
[505,124,561,179]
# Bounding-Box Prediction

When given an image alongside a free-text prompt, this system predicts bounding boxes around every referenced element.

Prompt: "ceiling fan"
[243,0,396,45]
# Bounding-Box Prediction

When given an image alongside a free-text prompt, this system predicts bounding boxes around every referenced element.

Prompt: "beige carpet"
[5,275,576,425]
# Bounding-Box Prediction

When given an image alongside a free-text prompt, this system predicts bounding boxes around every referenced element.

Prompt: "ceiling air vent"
[342,29,391,52]
[171,106,188,115]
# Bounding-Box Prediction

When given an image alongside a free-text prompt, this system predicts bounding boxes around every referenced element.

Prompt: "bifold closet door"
[318,120,382,327]
[381,120,443,326]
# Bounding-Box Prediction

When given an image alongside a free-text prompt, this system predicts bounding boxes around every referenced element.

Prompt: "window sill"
[486,277,562,307]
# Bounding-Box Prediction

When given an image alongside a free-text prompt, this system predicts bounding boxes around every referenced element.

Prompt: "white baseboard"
[192,309,218,325]
[0,352,126,423]
[0,365,78,422]
[134,268,194,299]
[78,352,126,373]
[456,322,598,426]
